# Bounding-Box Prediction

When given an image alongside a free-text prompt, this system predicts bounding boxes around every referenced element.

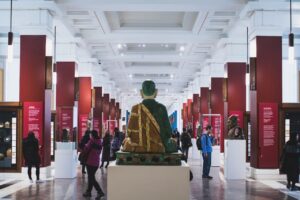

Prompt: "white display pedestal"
[224,140,246,179]
[107,161,190,200]
[54,142,77,179]
[212,146,220,167]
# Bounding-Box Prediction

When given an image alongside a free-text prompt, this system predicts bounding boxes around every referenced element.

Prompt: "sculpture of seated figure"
[227,115,244,140]
[122,80,178,154]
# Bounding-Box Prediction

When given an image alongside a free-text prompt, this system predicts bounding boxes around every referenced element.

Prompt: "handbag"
[78,143,93,164]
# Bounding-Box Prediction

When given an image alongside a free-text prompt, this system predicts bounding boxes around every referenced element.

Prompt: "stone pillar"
[20,35,51,167]
[250,36,282,169]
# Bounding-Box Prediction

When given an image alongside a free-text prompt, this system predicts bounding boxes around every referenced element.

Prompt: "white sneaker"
[36,180,43,183]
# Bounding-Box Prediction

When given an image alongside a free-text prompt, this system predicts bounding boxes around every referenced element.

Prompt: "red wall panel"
[20,35,46,102]
[78,77,91,115]
[187,99,192,123]
[93,87,102,117]
[200,87,209,115]
[211,78,224,152]
[110,99,116,119]
[56,62,75,107]
[102,94,110,130]
[226,63,246,112]
[78,77,91,141]
[192,94,200,138]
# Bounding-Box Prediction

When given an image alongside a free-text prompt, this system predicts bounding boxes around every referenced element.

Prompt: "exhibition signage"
[93,118,101,134]
[258,103,278,167]
[211,115,222,145]
[23,102,43,142]
[79,114,89,137]
[59,107,73,133]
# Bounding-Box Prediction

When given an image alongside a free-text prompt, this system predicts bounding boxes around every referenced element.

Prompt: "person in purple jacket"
[83,130,105,199]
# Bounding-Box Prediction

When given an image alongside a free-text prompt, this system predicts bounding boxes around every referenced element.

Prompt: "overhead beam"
[56,0,246,12]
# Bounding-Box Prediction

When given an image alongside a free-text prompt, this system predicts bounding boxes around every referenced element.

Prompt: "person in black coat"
[23,132,41,183]
[181,128,192,162]
[173,128,180,149]
[281,133,300,191]
[79,129,91,174]
[100,131,111,168]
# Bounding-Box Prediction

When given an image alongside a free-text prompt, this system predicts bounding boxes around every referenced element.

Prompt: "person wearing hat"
[122,80,177,153]
[227,115,244,139]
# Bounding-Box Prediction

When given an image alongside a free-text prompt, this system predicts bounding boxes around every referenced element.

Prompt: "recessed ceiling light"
[180,46,185,52]
[170,74,174,79]
[117,44,122,49]
[142,44,146,48]
[120,53,124,56]
[128,74,133,79]
[165,44,169,48]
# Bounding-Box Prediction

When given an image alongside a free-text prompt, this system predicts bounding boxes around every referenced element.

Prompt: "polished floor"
[0,159,299,200]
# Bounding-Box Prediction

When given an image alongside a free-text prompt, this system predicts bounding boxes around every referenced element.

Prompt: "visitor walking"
[82,130,105,199]
[280,133,300,191]
[23,132,42,183]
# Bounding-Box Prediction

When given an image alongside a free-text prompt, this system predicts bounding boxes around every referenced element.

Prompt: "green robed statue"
[122,80,177,153]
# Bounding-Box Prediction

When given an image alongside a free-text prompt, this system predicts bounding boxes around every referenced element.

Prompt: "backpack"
[196,134,208,151]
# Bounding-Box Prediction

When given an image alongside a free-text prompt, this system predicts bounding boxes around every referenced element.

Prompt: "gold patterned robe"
[122,103,165,153]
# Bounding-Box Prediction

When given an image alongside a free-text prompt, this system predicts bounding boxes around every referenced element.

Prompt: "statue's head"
[140,80,157,99]
[227,115,238,129]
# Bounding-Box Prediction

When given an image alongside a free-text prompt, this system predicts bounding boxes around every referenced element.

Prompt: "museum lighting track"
[7,0,13,63]
[246,27,250,85]
[288,0,295,64]
[53,26,57,85]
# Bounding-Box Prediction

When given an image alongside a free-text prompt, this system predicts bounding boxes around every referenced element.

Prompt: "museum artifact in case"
[0,102,22,172]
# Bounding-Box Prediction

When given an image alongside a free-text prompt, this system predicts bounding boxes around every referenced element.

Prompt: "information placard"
[23,102,43,142]
[258,103,278,167]
[60,107,73,132]
[79,114,89,138]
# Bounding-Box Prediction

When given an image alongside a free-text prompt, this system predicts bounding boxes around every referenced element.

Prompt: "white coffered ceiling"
[54,0,246,99]
[4,0,296,108]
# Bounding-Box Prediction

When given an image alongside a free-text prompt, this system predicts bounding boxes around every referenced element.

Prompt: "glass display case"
[0,102,22,172]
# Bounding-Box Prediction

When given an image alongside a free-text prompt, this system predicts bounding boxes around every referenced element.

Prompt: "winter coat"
[101,134,111,162]
[84,137,102,167]
[23,136,40,166]
[280,141,300,182]
[181,132,192,149]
